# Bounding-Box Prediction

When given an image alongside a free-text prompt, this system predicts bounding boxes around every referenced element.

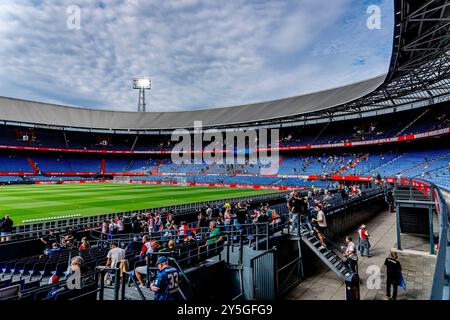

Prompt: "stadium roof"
[0,0,449,131]
[0,75,385,130]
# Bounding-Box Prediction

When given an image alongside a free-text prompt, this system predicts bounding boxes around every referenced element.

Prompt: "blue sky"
[0,0,394,112]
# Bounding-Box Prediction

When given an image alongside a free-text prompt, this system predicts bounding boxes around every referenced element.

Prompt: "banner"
[0,126,447,155]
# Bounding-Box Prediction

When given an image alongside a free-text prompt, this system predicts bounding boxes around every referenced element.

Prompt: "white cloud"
[0,0,393,112]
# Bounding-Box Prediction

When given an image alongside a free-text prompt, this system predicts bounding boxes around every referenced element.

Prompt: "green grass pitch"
[0,183,278,226]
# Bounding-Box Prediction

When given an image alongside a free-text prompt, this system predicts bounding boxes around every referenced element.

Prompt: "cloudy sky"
[0,0,394,112]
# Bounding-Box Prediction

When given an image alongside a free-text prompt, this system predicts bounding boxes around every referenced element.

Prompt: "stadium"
[0,0,449,308]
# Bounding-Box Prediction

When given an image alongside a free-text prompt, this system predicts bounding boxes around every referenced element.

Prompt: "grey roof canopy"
[0,75,385,130]
[1,0,449,131]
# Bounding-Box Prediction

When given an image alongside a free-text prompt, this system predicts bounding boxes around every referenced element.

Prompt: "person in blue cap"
[150,256,180,301]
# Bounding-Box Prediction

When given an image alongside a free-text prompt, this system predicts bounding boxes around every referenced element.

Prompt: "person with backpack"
[384,251,402,300]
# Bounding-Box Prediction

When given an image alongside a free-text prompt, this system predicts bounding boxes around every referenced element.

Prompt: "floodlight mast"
[132,77,151,112]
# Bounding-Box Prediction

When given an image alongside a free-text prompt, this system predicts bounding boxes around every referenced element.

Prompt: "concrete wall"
[326,197,388,237]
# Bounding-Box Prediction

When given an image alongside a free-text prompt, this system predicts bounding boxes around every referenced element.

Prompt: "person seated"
[61,232,75,248]
[79,237,90,251]
[135,240,160,288]
[125,237,142,255]
[199,221,224,250]
[42,242,61,258]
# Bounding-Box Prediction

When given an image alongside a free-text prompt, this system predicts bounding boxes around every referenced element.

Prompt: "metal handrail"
[430,185,449,300]
[390,176,449,300]
[7,191,290,239]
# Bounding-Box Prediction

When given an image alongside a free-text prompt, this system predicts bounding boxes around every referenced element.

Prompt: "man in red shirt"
[358,224,371,257]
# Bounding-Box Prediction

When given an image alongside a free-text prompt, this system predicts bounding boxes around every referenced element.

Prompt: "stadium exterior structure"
[0,1,449,133]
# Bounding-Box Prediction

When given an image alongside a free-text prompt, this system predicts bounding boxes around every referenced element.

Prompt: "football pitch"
[0,183,278,226]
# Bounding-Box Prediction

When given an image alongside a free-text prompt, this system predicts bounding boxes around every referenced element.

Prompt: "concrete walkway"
[286,209,436,300]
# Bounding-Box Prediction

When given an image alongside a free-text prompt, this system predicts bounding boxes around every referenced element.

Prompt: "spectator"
[178,221,189,236]
[270,209,282,225]
[311,205,327,250]
[45,242,61,257]
[101,220,109,240]
[79,237,90,251]
[199,221,224,250]
[384,251,402,300]
[40,229,61,249]
[108,220,117,239]
[47,256,91,300]
[125,237,142,255]
[342,236,358,273]
[358,224,371,257]
[197,207,207,228]
[150,256,180,301]
[0,214,13,242]
[117,219,125,234]
[223,204,234,231]
[290,192,303,232]
[131,216,141,235]
[287,191,296,230]
[257,210,270,223]
[235,202,247,227]
[206,205,213,221]
[167,240,176,252]
[61,231,75,248]
[106,241,126,268]
[135,240,160,288]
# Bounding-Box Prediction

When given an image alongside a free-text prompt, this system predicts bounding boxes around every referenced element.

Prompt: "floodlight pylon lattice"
[133,77,151,112]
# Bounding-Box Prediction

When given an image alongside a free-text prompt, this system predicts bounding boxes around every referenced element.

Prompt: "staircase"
[367,152,405,175]
[203,162,218,174]
[130,135,139,151]
[260,157,285,176]
[335,153,368,175]
[395,109,429,137]
[150,160,165,174]
[299,228,351,281]
[401,151,450,176]
[26,157,40,174]
[312,121,331,144]
[124,159,134,172]
[100,159,106,174]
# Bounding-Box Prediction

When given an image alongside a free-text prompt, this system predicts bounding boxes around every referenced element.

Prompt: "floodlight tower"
[133,77,151,112]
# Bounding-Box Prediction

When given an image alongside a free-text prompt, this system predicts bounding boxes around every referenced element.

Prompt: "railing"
[430,185,449,300]
[390,177,449,300]
[250,247,278,300]
[0,267,121,301]
[7,191,289,240]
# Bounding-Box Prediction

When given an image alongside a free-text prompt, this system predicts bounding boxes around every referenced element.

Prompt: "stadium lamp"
[133,77,151,89]
[133,76,151,112]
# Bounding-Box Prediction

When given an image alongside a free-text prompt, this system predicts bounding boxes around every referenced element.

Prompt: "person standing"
[311,205,327,250]
[40,229,61,249]
[290,192,302,232]
[358,224,371,257]
[287,192,296,231]
[106,241,126,268]
[0,214,13,242]
[384,251,402,300]
[342,236,358,273]
[150,257,180,301]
